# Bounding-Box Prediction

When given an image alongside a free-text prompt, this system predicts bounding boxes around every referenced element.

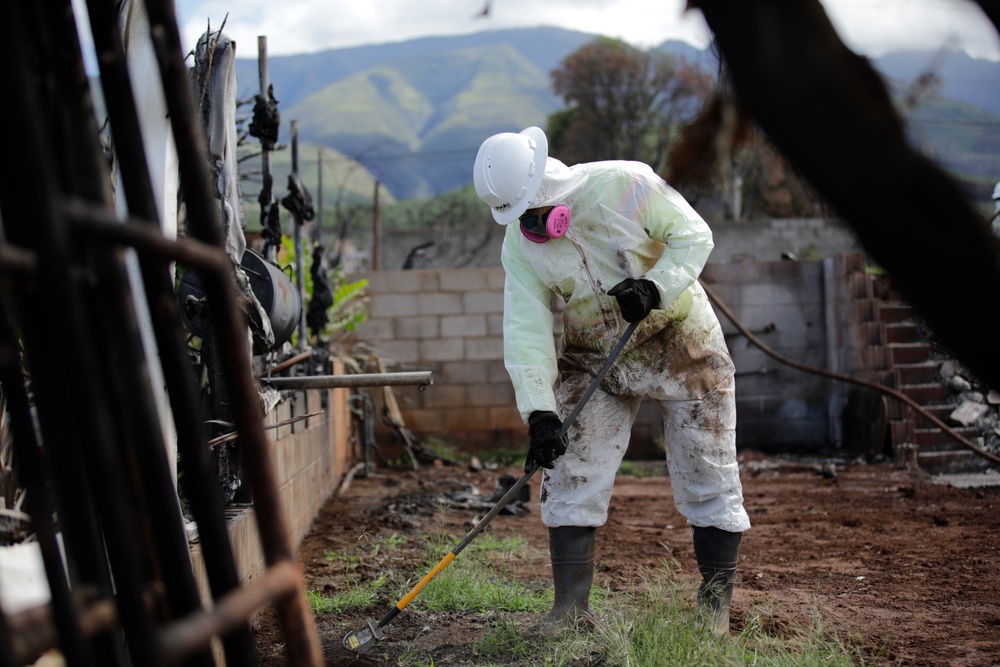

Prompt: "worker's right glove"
[525,411,568,473]
[608,278,660,323]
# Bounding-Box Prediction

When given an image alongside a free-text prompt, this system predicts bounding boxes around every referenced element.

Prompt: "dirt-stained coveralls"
[503,155,748,534]
[475,127,749,634]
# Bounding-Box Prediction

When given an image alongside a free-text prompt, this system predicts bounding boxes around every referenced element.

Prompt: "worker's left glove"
[608,278,660,323]
[525,411,568,473]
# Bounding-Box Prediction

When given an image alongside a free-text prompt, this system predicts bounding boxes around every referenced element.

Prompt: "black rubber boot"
[692,526,742,636]
[544,526,597,630]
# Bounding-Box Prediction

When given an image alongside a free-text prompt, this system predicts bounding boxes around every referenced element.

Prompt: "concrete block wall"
[346,268,526,454]
[700,260,836,449]
[349,253,875,456]
[710,218,864,264]
[188,360,353,617]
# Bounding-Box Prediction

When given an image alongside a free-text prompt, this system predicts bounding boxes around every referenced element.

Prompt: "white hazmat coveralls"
[501,158,751,534]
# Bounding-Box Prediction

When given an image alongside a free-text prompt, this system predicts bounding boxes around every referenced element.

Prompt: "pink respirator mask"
[519,205,571,243]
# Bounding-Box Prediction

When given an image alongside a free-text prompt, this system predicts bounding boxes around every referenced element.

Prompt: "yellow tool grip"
[396,552,456,610]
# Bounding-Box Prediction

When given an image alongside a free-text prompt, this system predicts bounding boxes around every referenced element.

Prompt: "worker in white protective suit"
[473,127,751,636]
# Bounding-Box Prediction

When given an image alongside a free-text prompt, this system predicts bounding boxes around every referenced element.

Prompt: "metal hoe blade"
[342,619,387,653]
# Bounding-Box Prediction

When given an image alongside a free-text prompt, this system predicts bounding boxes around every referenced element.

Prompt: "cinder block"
[463,290,504,314]
[421,385,469,409]
[360,271,394,292]
[440,360,494,384]
[440,268,489,291]
[391,270,440,293]
[369,293,421,318]
[486,268,506,290]
[370,339,420,364]
[466,337,504,361]
[441,314,487,338]
[416,292,463,315]
[275,398,294,440]
[487,314,504,336]
[466,382,515,407]
[442,407,491,431]
[401,409,444,432]
[352,317,394,341]
[396,316,441,339]
[489,405,525,431]
[419,338,465,362]
[488,362,512,384]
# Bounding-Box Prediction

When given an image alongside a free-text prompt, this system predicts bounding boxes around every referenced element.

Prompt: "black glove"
[608,278,660,323]
[525,411,568,473]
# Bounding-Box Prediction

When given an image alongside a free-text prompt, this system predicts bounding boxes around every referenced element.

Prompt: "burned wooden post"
[279,121,314,350]
[251,35,282,263]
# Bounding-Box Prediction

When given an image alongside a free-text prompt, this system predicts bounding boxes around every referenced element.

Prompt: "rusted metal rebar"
[255,349,314,378]
[156,562,300,664]
[144,0,324,662]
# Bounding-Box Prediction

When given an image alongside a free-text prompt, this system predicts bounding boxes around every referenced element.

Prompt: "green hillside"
[283,43,559,199]
[242,29,1000,204]
[883,79,1000,196]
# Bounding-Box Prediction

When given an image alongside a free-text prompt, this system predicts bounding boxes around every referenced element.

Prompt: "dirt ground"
[251,450,1000,666]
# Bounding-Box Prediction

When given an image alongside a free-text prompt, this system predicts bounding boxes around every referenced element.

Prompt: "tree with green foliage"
[547,37,713,172]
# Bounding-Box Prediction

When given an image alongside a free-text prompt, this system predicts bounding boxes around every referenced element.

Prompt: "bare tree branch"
[690,0,1000,388]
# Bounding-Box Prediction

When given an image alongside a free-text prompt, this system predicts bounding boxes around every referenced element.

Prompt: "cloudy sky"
[168,0,1000,61]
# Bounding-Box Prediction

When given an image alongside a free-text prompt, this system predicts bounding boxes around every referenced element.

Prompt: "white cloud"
[122,0,994,64]
[821,0,1000,59]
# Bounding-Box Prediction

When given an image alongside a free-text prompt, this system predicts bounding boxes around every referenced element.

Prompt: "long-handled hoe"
[343,321,639,654]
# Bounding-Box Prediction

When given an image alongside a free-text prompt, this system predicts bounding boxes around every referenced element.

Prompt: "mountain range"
[230,26,1000,202]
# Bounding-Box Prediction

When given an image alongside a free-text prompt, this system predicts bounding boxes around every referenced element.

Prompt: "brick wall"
[188,361,353,620]
[348,254,875,457]
[346,267,526,454]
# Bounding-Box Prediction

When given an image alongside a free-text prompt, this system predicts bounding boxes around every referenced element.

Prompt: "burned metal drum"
[177,248,302,351]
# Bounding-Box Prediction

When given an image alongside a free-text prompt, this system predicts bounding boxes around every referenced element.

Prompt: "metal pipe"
[256,349,313,378]
[157,562,300,664]
[263,371,434,389]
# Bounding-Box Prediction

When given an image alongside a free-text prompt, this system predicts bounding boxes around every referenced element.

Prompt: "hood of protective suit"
[527,158,588,209]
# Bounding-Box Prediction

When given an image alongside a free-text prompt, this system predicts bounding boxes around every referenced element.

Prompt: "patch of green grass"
[478,446,528,467]
[323,549,360,565]
[382,532,408,549]
[418,438,526,469]
[419,437,467,464]
[307,573,388,615]
[473,613,541,662]
[466,533,528,559]
[468,569,880,667]
[409,565,550,613]
[617,460,649,478]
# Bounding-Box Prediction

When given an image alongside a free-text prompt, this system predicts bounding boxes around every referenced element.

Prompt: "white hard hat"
[992,181,1000,200]
[473,126,547,225]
